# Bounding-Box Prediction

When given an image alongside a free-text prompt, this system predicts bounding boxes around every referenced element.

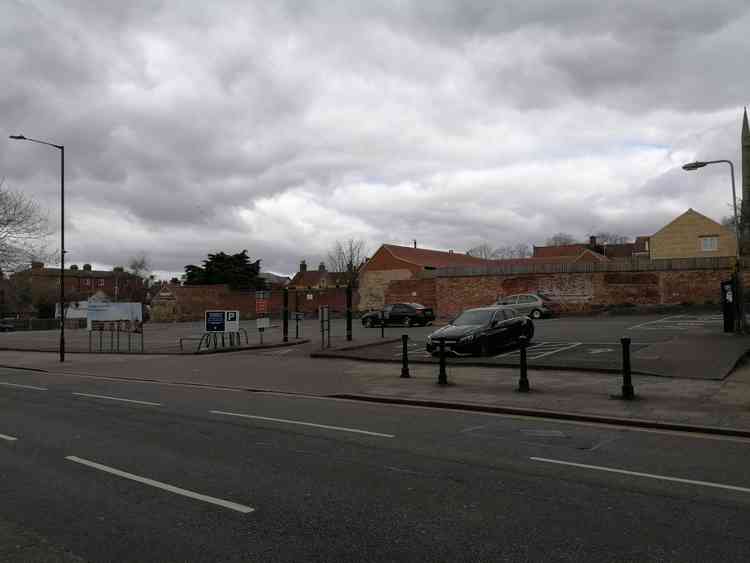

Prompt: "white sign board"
[87,302,142,331]
[256,317,271,330]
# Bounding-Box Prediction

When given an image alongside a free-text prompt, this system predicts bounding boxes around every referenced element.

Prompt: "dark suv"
[361,303,435,327]
[426,305,533,356]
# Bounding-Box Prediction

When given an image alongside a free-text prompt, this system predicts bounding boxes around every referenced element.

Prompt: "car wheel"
[404,317,412,327]
[531,309,542,319]
[364,318,373,328]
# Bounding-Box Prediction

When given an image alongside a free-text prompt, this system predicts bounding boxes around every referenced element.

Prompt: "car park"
[426,305,533,356]
[496,293,560,319]
[361,303,435,327]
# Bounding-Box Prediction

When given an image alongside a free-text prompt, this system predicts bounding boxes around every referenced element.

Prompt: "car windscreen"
[453,309,494,326]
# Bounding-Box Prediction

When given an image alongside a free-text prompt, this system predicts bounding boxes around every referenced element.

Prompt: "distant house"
[358,244,492,311]
[258,272,291,289]
[9,262,144,318]
[288,261,350,290]
[649,208,737,259]
[532,235,651,261]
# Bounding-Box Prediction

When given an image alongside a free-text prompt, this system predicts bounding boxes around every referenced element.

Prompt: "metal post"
[283,288,289,343]
[518,335,530,392]
[259,328,264,345]
[346,284,353,341]
[116,323,120,352]
[320,309,325,350]
[88,330,92,353]
[438,338,447,385]
[109,326,114,352]
[60,146,65,362]
[98,328,102,352]
[380,314,385,339]
[221,333,225,348]
[327,312,331,349]
[295,315,300,339]
[401,334,410,378]
[621,337,634,399]
[128,330,132,353]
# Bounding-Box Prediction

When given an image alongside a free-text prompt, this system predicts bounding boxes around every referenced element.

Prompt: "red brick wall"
[422,269,736,319]
[156,285,357,321]
[383,278,436,310]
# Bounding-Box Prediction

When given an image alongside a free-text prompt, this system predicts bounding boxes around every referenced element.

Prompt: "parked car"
[426,305,533,356]
[0,321,14,332]
[496,293,560,319]
[361,303,435,327]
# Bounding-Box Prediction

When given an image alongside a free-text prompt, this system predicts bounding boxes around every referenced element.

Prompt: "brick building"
[358,244,492,311]
[9,261,144,318]
[649,209,737,259]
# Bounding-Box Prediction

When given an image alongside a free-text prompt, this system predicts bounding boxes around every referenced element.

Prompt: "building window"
[96,279,105,288]
[700,236,719,252]
[83,278,91,287]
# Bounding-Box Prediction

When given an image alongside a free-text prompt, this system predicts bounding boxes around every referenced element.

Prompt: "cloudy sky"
[1,1,749,278]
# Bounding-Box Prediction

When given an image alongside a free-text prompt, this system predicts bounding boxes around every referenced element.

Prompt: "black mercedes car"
[426,305,533,356]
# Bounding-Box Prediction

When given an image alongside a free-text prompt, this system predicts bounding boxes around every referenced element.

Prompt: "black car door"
[488,310,510,350]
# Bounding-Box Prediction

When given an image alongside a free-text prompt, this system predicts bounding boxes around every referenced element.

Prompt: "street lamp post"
[9,134,66,361]
[682,159,743,331]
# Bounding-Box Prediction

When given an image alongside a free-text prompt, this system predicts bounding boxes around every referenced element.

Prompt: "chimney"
[449,249,454,254]
[69,264,79,270]
[299,260,307,273]
[318,262,326,272]
[113,266,124,273]
[83,264,92,271]
[589,236,597,247]
[413,239,417,248]
[31,261,44,270]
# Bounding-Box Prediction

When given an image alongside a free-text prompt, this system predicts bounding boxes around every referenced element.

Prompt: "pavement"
[3,366,750,561]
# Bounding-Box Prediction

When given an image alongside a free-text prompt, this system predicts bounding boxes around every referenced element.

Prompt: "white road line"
[627,315,684,330]
[210,410,395,438]
[65,456,254,513]
[531,457,750,494]
[495,342,546,358]
[72,392,162,407]
[0,381,47,391]
[530,342,582,360]
[0,433,18,442]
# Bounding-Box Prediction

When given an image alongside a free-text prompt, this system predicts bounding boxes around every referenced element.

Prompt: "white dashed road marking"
[210,410,395,438]
[532,457,750,494]
[66,456,254,513]
[72,392,162,407]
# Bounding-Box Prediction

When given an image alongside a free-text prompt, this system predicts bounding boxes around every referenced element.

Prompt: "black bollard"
[400,334,410,378]
[380,313,385,339]
[346,284,353,342]
[621,337,635,400]
[283,288,289,343]
[518,335,530,392]
[438,338,448,385]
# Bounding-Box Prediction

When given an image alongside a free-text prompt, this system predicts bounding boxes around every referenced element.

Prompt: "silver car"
[496,293,560,319]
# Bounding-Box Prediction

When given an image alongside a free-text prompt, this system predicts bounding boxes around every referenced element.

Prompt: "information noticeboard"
[256,317,270,330]
[205,310,240,333]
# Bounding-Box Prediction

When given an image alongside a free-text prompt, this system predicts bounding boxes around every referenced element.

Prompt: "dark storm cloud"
[1,0,749,276]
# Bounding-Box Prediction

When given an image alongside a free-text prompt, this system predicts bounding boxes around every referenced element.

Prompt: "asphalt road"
[2,366,750,562]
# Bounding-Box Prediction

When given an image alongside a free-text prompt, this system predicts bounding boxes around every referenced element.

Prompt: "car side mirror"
[491,319,499,327]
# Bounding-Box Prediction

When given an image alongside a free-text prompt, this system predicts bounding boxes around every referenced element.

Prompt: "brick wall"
[359,269,414,311]
[151,284,356,321]
[420,269,738,319]
[383,278,437,310]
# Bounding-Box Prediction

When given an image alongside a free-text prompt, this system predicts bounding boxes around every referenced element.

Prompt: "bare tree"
[128,252,152,280]
[545,232,576,246]
[0,179,52,272]
[326,238,368,284]
[494,243,532,259]
[593,232,631,244]
[466,243,498,260]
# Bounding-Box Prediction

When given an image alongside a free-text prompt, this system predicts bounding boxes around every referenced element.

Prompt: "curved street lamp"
[9,134,66,361]
[683,159,743,331]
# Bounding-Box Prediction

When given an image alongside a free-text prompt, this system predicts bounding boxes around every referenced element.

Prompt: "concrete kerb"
[192,338,310,355]
[330,393,750,439]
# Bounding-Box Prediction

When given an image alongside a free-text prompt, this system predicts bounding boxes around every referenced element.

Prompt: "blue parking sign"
[205,311,226,332]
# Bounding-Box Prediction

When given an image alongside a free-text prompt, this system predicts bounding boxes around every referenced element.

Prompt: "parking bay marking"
[0,432,18,442]
[0,381,48,391]
[210,411,395,438]
[495,342,582,360]
[531,457,750,495]
[72,392,162,407]
[65,456,254,514]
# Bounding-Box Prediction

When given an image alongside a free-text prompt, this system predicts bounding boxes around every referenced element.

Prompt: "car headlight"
[426,335,432,344]
[459,334,475,343]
